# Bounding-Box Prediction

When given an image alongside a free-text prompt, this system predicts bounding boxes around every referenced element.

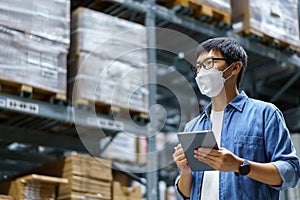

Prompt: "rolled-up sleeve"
[265,109,300,190]
[271,160,300,190]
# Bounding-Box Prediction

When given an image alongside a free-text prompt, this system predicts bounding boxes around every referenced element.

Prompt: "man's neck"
[211,88,239,111]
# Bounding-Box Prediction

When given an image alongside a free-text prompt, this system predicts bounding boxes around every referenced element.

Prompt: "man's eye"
[206,60,213,65]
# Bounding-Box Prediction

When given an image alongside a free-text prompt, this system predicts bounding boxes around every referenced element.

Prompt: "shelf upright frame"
[146,0,159,199]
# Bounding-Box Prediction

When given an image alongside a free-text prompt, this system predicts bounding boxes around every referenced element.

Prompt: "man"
[172,37,300,200]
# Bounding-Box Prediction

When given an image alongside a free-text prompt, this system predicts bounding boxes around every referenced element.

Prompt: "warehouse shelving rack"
[0,0,300,199]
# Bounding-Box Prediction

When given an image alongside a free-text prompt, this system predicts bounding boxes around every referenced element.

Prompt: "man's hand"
[194,147,243,172]
[173,144,192,198]
[173,144,192,175]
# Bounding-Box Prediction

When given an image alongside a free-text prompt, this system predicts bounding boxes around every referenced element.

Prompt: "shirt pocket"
[234,131,265,161]
[234,135,264,148]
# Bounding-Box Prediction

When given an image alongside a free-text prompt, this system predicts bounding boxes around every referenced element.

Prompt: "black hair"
[196,37,248,88]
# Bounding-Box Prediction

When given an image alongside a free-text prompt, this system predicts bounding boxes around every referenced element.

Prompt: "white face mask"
[195,64,233,97]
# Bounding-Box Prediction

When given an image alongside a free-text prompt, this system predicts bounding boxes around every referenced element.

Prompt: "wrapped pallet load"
[0,0,70,46]
[231,0,300,50]
[0,0,70,99]
[69,7,149,114]
[0,27,67,96]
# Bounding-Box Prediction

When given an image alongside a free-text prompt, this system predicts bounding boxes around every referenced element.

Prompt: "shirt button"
[197,190,200,194]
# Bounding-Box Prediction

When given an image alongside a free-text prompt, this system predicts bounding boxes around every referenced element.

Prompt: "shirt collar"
[228,90,248,112]
[203,91,248,117]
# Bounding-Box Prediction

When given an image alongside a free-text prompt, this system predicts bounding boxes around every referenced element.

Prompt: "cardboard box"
[57,154,112,200]
[62,154,113,182]
[0,195,14,200]
[8,174,68,200]
[112,182,142,200]
[231,0,300,48]
[31,154,113,182]
[112,172,132,187]
[59,175,111,198]
[58,192,107,200]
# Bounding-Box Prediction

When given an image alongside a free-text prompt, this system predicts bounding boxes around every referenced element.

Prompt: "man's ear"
[232,61,243,75]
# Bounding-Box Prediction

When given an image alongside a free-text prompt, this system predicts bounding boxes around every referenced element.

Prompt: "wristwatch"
[235,160,250,176]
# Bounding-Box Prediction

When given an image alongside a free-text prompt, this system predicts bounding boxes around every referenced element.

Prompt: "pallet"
[0,195,14,200]
[0,79,67,104]
[73,99,149,121]
[163,0,231,25]
[236,27,300,52]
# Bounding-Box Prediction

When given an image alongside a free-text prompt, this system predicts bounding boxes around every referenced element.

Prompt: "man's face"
[196,50,228,73]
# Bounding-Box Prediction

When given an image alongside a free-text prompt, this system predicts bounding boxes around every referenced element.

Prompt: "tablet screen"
[177,130,218,171]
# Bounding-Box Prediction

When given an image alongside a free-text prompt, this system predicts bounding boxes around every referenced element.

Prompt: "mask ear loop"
[223,62,235,81]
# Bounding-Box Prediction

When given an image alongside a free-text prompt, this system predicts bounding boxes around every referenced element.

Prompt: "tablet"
[177,130,218,171]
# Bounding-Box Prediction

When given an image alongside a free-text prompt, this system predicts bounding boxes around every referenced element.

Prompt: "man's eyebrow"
[197,56,213,64]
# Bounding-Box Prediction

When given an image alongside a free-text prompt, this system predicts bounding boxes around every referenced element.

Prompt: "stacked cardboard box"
[8,174,68,200]
[0,195,14,200]
[231,0,300,50]
[0,0,70,96]
[112,182,142,200]
[69,7,148,114]
[57,154,113,200]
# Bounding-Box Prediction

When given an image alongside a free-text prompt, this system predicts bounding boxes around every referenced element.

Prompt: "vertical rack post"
[145,0,158,199]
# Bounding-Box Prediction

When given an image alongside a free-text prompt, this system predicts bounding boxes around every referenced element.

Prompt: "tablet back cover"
[177,131,218,171]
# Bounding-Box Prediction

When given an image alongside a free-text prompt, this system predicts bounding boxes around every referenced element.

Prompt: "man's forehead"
[197,50,221,62]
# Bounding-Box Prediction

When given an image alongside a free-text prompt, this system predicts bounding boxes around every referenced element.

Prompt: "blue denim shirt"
[175,91,300,200]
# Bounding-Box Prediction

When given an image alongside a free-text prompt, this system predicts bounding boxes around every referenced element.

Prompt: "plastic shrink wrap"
[0,27,67,94]
[0,0,70,46]
[232,0,300,48]
[69,8,148,113]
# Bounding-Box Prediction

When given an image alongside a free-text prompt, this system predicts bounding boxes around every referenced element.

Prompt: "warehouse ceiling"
[0,0,299,184]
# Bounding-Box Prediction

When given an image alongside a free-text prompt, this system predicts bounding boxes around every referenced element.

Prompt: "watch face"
[240,165,250,175]
[239,160,250,175]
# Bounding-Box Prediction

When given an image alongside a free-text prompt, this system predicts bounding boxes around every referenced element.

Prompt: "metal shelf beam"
[0,92,147,135]
[0,149,56,164]
[0,162,34,172]
[0,125,87,152]
[0,93,68,121]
